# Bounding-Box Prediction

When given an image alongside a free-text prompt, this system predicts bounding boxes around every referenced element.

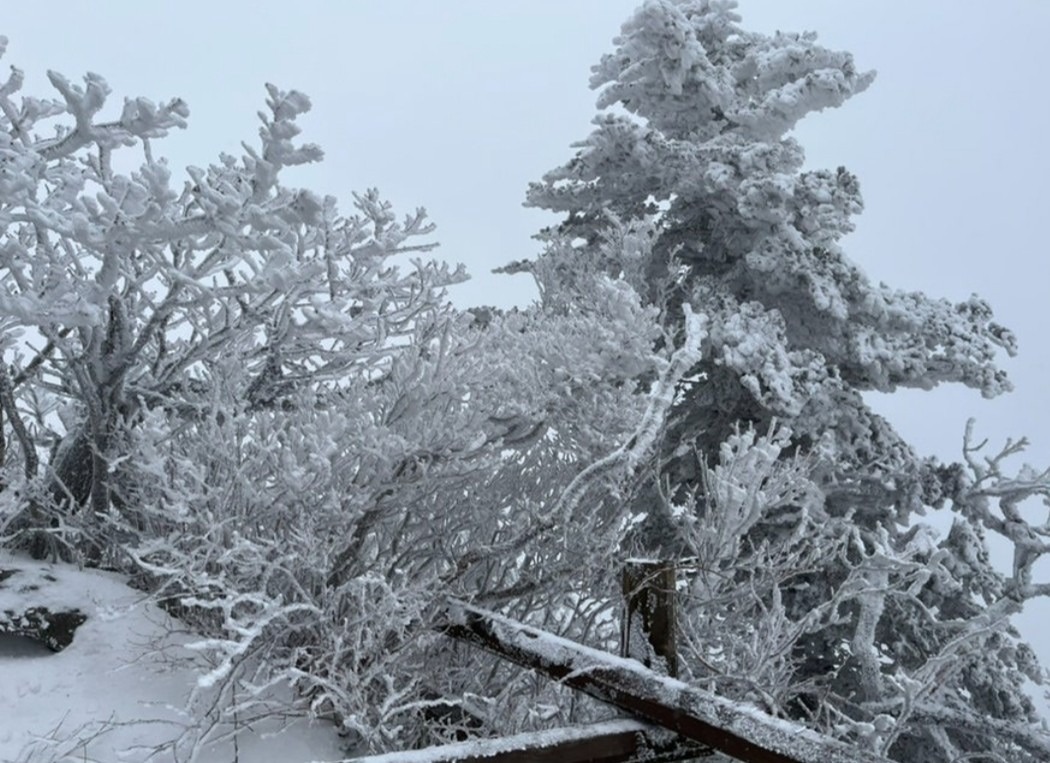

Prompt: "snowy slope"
[0,551,345,763]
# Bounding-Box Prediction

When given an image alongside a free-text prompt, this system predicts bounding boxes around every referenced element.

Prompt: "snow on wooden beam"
[441,601,893,763]
[348,719,707,763]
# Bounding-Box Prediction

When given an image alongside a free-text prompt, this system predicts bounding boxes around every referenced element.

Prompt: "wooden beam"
[347,720,708,762]
[442,602,893,763]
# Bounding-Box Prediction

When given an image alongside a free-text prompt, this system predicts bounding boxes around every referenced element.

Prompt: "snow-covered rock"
[0,564,87,652]
[0,550,345,763]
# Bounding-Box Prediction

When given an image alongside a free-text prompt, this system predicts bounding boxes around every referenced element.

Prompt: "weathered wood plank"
[348,719,707,762]
[441,601,892,763]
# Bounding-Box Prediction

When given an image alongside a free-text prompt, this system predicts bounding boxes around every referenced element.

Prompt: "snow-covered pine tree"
[525,1,1050,759]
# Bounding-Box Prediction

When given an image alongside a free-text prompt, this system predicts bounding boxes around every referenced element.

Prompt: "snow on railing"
[436,600,894,763]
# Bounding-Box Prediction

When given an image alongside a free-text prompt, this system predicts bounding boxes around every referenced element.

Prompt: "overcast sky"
[3,0,1048,707]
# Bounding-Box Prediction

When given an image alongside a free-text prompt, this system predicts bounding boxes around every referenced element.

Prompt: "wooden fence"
[348,560,893,763]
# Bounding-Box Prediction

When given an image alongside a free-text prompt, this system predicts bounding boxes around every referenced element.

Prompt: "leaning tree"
[523,1,1050,759]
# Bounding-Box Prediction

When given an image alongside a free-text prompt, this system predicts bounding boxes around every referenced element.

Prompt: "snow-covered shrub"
[0,38,703,751]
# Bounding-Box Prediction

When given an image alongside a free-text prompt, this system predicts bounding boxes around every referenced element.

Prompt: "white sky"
[3,0,1049,707]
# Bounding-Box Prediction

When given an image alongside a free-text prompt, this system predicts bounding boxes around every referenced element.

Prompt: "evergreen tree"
[525,2,1050,759]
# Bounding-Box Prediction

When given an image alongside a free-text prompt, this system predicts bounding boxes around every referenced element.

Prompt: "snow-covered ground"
[0,551,346,763]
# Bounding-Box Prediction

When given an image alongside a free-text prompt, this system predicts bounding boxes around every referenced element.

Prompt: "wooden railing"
[347,562,895,763]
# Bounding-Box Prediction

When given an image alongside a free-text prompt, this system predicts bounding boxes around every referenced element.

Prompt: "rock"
[0,566,87,651]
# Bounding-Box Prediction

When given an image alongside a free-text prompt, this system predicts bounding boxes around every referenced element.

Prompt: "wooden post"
[621,559,678,678]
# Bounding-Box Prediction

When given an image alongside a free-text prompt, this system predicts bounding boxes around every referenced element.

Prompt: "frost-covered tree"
[0,34,705,755]
[525,1,1050,760]
[0,35,469,551]
[4,5,1048,758]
